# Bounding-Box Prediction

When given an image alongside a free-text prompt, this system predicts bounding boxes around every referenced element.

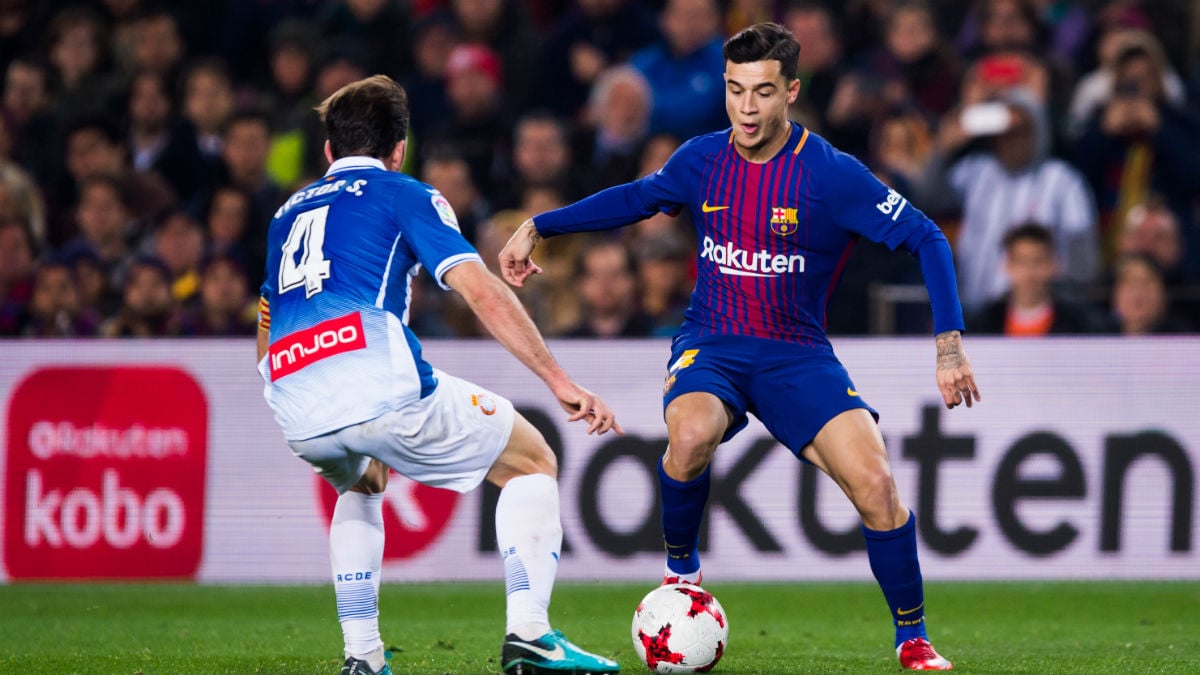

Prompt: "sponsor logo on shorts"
[472,393,497,416]
[269,312,366,380]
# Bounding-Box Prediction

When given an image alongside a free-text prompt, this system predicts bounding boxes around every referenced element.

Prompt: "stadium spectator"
[100,254,181,337]
[869,106,937,202]
[0,146,47,247]
[630,0,728,140]
[935,87,1098,312]
[425,43,512,199]
[181,58,235,174]
[967,222,1104,335]
[450,0,542,113]
[180,253,256,336]
[517,181,568,221]
[0,216,34,334]
[203,184,254,267]
[148,210,205,304]
[1067,29,1187,140]
[62,239,118,319]
[67,175,135,285]
[58,116,175,245]
[823,1,961,159]
[2,58,58,186]
[44,6,114,120]
[218,110,282,270]
[317,0,412,79]
[637,133,681,178]
[1116,196,1191,289]
[1074,40,1200,274]
[300,40,372,179]
[575,65,653,192]
[0,0,40,68]
[420,147,489,245]
[125,69,209,207]
[633,229,693,336]
[538,0,660,119]
[21,257,100,337]
[863,0,961,121]
[263,19,319,131]
[123,7,185,80]
[782,1,845,134]
[495,111,580,210]
[1106,252,1193,335]
[563,237,653,338]
[400,11,458,139]
[724,0,773,35]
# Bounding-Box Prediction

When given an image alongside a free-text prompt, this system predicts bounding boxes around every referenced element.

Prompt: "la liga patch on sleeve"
[431,192,461,232]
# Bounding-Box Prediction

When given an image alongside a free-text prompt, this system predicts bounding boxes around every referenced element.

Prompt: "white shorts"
[288,370,515,494]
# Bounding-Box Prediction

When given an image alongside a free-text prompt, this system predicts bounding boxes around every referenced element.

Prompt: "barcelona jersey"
[536,123,963,349]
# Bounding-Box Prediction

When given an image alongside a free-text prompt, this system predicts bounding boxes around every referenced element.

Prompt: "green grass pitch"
[1,581,1197,674]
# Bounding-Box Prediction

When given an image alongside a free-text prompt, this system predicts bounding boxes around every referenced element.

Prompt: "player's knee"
[664,432,719,480]
[853,470,902,527]
[351,460,389,494]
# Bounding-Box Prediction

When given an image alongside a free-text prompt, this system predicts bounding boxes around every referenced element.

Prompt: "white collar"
[325,156,386,176]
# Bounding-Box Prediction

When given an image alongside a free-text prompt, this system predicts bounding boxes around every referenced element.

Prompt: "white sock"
[330,491,385,666]
[496,473,561,640]
[663,563,702,584]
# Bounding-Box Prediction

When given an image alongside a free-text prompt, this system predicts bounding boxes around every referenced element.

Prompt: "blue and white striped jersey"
[258,156,481,440]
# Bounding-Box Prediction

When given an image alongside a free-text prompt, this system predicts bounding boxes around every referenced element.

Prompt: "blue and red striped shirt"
[536,123,964,347]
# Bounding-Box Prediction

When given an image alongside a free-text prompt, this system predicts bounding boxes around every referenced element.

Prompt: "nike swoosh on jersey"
[512,641,566,661]
[897,603,923,616]
[847,387,860,397]
[701,200,730,213]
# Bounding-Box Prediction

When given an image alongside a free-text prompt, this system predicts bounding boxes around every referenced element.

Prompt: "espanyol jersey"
[258,157,481,440]
[536,123,963,348]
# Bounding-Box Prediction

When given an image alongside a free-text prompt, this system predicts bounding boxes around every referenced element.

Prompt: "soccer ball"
[631,584,729,673]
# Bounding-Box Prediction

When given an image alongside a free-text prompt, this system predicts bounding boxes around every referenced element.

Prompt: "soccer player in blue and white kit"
[257,76,622,675]
[500,24,980,671]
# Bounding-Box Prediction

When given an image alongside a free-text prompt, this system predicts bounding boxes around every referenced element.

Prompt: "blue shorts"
[662,334,879,456]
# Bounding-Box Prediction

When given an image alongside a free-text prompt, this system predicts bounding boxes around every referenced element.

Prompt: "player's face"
[724,60,800,161]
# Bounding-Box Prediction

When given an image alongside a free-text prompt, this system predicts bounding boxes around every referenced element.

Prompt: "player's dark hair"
[1002,222,1053,252]
[723,22,800,82]
[315,75,409,160]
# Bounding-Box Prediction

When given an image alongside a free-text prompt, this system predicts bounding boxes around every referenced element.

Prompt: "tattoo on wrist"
[526,222,542,246]
[936,330,963,370]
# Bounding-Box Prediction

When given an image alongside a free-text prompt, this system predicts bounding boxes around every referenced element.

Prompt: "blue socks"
[659,458,710,576]
[863,511,928,647]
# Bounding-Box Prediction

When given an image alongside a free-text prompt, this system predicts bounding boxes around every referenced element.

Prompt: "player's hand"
[935,330,981,409]
[498,219,544,287]
[550,378,624,436]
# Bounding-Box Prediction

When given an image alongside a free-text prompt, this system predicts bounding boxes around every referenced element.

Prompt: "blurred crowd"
[0,0,1198,340]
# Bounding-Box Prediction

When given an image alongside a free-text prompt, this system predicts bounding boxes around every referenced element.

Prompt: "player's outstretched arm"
[498,219,544,287]
[444,260,622,435]
[935,330,981,409]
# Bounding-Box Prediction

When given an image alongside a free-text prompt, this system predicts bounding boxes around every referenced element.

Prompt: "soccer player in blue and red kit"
[500,23,980,671]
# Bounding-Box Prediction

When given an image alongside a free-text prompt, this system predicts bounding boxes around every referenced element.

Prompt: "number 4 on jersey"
[279,206,332,298]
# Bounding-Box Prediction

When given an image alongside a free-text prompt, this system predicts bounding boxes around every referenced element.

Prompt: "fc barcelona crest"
[770,206,798,236]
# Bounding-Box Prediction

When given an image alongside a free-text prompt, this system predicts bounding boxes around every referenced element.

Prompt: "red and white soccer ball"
[631,584,729,673]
